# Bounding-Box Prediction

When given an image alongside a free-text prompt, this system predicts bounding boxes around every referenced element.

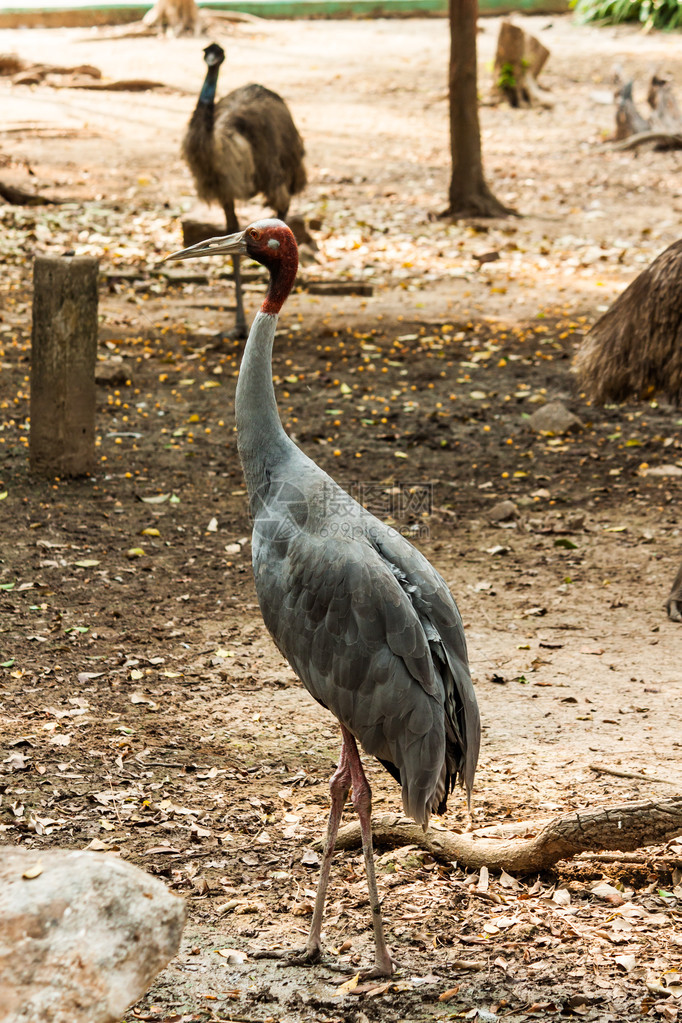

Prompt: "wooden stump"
[610,72,682,150]
[30,256,99,477]
[614,80,650,141]
[648,74,682,131]
[492,21,552,108]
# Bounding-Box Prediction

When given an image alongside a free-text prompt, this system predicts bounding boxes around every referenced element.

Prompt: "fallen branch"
[577,851,682,868]
[54,78,169,92]
[610,129,682,151]
[329,796,682,872]
[589,762,678,786]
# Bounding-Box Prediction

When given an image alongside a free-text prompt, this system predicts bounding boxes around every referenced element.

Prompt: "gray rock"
[528,401,583,435]
[0,846,186,1023]
[487,499,518,523]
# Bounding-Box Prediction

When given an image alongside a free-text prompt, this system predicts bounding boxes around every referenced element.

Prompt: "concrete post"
[30,255,99,477]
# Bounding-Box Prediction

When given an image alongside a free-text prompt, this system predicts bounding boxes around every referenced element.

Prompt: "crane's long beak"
[163,229,247,262]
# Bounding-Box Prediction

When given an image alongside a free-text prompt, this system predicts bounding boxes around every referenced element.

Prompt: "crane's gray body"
[237,311,480,828]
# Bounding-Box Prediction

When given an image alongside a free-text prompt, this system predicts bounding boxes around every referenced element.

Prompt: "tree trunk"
[445,0,514,219]
[330,796,682,873]
[142,0,199,35]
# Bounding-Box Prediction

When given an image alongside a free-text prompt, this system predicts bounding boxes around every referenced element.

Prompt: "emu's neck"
[199,62,220,106]
[235,311,292,496]
[189,63,220,138]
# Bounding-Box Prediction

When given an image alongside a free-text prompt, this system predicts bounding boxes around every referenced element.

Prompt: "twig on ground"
[577,851,682,867]
[590,763,678,785]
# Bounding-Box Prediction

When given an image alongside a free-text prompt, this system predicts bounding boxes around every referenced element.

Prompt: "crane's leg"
[293,739,351,963]
[342,726,395,978]
[253,729,394,975]
[223,202,247,340]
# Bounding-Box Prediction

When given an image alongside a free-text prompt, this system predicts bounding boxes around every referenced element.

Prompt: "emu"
[182,43,306,337]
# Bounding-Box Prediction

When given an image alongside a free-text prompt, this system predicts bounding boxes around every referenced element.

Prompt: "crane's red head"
[242,219,299,315]
[164,218,298,316]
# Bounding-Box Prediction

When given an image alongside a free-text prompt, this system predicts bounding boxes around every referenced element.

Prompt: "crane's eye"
[248,228,261,241]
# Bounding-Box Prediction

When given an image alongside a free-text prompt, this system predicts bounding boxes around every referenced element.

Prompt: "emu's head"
[203,43,225,68]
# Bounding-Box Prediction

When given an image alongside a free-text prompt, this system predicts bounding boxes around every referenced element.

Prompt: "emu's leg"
[292,737,351,963]
[666,560,682,622]
[342,726,395,978]
[273,184,290,223]
[223,201,247,340]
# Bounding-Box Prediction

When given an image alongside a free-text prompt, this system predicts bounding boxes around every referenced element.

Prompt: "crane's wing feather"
[368,525,480,804]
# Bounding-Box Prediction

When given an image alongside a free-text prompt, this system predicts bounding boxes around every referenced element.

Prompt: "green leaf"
[554,538,578,550]
[1,659,15,668]
[65,626,89,634]
[140,493,170,504]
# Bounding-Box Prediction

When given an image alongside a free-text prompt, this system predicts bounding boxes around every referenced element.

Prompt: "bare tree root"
[329,796,682,873]
[440,194,518,220]
[0,182,60,206]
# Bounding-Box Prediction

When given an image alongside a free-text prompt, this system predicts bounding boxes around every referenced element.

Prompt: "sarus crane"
[166,220,480,977]
[182,43,306,339]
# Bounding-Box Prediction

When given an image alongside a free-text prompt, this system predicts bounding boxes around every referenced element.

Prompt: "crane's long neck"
[235,310,292,496]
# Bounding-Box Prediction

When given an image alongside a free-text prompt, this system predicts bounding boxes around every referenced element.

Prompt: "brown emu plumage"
[575,240,682,624]
[182,55,306,225]
[181,43,306,337]
[574,239,682,406]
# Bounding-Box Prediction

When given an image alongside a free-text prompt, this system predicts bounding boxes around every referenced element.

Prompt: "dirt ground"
[1,12,681,1023]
